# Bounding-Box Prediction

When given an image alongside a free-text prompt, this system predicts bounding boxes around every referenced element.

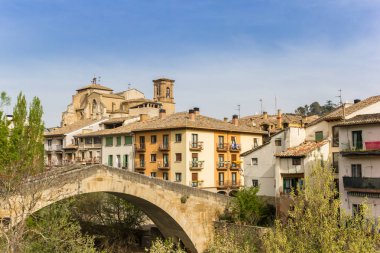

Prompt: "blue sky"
[1,0,380,126]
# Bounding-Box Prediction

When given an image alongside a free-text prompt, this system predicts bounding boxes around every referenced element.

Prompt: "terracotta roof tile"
[44,119,101,137]
[335,113,380,127]
[275,140,329,158]
[76,84,113,92]
[308,95,380,126]
[78,112,267,137]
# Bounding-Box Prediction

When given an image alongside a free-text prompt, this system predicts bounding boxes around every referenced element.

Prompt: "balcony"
[216,161,229,170]
[343,176,380,192]
[135,161,146,170]
[158,143,170,151]
[216,143,228,152]
[189,161,204,170]
[189,142,203,151]
[216,180,241,188]
[158,162,170,170]
[341,141,380,157]
[229,143,241,152]
[135,143,146,152]
[230,162,241,170]
[190,180,203,188]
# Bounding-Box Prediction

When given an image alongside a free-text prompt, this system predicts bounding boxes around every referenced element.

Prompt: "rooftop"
[44,119,102,137]
[307,95,380,126]
[275,140,329,158]
[76,83,114,92]
[335,113,380,127]
[77,111,267,137]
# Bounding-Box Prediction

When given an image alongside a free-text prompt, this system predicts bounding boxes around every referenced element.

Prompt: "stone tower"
[153,78,175,115]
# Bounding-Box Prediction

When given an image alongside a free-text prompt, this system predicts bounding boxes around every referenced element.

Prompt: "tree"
[223,187,274,226]
[263,162,380,253]
[147,238,186,253]
[309,101,322,115]
[24,200,99,253]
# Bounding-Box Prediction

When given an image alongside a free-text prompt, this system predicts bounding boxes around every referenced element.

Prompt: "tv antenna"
[336,89,343,105]
[259,99,263,114]
[236,104,241,118]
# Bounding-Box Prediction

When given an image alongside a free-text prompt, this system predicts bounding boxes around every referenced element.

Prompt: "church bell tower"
[153,78,175,115]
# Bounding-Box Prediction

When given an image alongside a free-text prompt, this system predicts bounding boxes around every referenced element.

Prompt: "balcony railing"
[230,162,241,170]
[135,161,145,170]
[189,142,203,151]
[189,161,204,170]
[158,143,170,151]
[216,180,241,188]
[190,180,203,188]
[216,161,229,170]
[229,143,241,152]
[343,176,380,192]
[341,141,380,157]
[158,162,170,170]
[135,143,146,152]
[216,143,228,152]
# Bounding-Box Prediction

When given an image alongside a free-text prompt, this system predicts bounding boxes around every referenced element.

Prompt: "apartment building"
[131,108,266,194]
[44,119,107,166]
[337,113,380,217]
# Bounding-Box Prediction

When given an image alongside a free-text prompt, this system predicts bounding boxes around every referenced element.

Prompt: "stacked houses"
[44,78,380,217]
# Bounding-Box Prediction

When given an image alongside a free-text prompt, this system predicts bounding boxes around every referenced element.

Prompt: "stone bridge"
[2,165,229,253]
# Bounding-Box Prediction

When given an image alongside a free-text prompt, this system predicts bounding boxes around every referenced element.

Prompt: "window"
[332,126,339,147]
[315,131,323,142]
[251,158,258,165]
[163,172,169,180]
[218,172,225,186]
[123,155,128,168]
[175,153,182,162]
[151,154,157,162]
[332,152,339,173]
[163,154,169,167]
[166,87,170,98]
[218,154,224,167]
[116,136,122,146]
[275,138,282,146]
[292,158,301,165]
[175,133,182,143]
[231,154,237,168]
[352,131,363,150]
[283,178,303,194]
[352,204,363,216]
[252,179,259,187]
[108,155,113,166]
[47,140,52,147]
[116,155,121,168]
[175,173,182,182]
[151,172,156,178]
[139,154,145,167]
[85,137,92,144]
[151,135,157,144]
[253,138,259,148]
[163,135,169,147]
[192,173,198,187]
[351,164,362,178]
[124,136,132,145]
[105,137,113,146]
[94,137,101,144]
[60,139,64,145]
[218,136,225,148]
[231,172,237,186]
[139,136,145,144]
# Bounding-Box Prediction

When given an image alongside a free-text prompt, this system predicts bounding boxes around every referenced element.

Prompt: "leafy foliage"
[222,187,275,226]
[263,162,380,253]
[295,100,337,116]
[147,237,186,253]
[25,201,100,253]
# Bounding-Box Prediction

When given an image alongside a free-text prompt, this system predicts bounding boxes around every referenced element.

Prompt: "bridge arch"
[23,165,229,253]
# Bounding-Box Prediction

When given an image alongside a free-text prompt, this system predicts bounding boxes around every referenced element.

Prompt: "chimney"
[232,114,239,126]
[159,109,166,119]
[277,109,282,129]
[263,111,268,119]
[189,109,195,121]
[193,107,200,115]
[354,99,361,104]
[140,114,148,122]
[224,117,228,122]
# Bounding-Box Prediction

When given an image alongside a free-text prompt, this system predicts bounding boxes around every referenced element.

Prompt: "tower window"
[166,87,170,98]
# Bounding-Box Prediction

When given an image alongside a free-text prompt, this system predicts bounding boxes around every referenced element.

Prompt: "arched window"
[166,87,170,98]
[92,99,97,114]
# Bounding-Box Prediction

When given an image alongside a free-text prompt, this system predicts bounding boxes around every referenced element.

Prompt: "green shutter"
[125,136,132,145]
[123,155,128,168]
[106,137,113,146]
[315,131,323,142]
[108,155,113,166]
[117,136,121,146]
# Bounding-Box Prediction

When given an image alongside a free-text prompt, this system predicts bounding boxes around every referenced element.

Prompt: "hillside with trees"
[295,100,337,116]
